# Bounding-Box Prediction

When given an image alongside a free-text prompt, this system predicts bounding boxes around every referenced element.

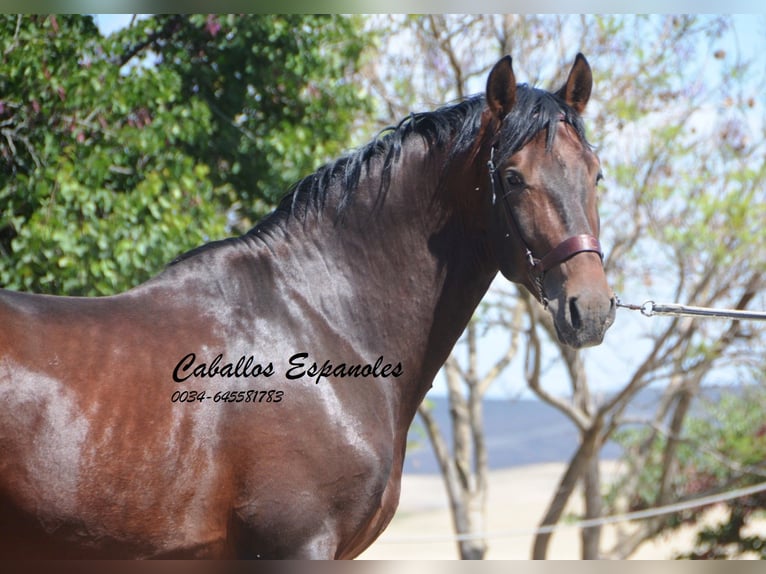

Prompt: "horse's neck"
[157,138,495,419]
[265,143,497,406]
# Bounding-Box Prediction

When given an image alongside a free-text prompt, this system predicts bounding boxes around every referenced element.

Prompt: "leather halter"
[488,146,603,307]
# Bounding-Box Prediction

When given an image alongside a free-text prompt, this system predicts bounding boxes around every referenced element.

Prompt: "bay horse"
[0,54,614,558]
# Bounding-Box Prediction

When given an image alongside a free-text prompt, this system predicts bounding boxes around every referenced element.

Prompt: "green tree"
[611,384,766,559]
[119,14,373,228]
[0,14,373,296]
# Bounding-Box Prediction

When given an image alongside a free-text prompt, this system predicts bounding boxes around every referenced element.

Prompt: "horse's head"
[484,54,615,348]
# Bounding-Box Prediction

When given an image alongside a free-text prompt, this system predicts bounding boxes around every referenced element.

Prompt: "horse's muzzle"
[549,285,616,348]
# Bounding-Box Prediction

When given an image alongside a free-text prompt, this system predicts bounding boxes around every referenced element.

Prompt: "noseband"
[488,146,603,307]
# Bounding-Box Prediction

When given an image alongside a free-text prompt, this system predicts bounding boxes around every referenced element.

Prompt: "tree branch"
[521,291,590,431]
[114,15,184,68]
[3,15,22,56]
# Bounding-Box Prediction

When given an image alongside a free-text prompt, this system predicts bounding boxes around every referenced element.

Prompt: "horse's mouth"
[549,292,616,348]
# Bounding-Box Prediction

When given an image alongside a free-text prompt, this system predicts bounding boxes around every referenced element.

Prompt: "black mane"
[264,95,486,226]
[495,84,588,161]
[256,84,587,228]
[170,84,588,265]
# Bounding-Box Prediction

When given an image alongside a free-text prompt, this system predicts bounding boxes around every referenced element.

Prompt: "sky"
[93,14,143,35]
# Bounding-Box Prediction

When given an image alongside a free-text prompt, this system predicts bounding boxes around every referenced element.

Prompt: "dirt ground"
[358,461,756,560]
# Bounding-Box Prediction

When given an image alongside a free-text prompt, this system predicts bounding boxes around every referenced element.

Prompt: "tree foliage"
[612,385,766,559]
[0,14,373,295]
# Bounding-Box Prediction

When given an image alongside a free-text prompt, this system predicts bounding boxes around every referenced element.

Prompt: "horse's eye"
[505,170,525,188]
[596,171,604,186]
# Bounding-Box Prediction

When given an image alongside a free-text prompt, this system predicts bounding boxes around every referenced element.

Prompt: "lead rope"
[616,297,766,321]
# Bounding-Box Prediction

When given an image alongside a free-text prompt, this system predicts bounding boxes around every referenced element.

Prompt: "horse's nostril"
[569,297,582,330]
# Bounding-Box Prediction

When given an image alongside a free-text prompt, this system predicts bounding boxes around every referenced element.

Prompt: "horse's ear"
[486,55,516,120]
[556,53,592,114]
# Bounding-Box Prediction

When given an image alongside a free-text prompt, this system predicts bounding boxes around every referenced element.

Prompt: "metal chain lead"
[616,297,766,321]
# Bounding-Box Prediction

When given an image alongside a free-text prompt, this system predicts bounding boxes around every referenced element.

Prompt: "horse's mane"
[262,96,486,226]
[170,84,588,265]
[257,84,588,227]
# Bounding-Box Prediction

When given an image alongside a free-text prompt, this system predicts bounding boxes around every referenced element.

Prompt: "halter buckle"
[525,249,537,269]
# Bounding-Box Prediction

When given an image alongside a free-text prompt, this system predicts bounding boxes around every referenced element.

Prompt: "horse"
[0,54,615,559]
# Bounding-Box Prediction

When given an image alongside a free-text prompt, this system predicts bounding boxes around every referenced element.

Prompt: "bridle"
[487,146,603,307]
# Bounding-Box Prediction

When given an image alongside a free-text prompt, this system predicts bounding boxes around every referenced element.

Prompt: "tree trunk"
[531,421,602,559]
[581,455,603,559]
[418,399,488,560]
